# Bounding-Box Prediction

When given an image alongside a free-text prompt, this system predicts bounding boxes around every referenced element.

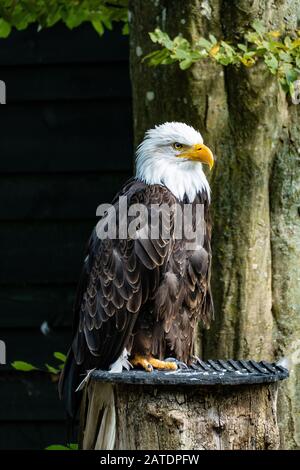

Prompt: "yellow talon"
[131,354,178,372]
[131,354,153,372]
[148,357,178,370]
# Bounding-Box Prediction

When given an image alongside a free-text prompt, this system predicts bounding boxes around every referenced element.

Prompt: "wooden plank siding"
[0,23,133,449]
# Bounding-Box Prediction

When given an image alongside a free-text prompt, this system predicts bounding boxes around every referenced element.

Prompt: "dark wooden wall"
[0,23,132,449]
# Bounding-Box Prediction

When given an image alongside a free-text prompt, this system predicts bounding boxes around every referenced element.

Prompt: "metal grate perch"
[91,359,288,386]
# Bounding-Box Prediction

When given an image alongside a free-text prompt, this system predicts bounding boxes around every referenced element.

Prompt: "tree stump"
[78,360,288,450]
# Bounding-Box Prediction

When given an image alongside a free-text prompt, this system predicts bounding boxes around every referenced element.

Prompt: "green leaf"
[190,50,205,60]
[284,36,292,48]
[45,364,60,374]
[53,352,67,363]
[92,19,104,36]
[279,78,289,93]
[46,443,78,451]
[148,28,173,49]
[218,56,234,66]
[285,68,299,84]
[240,55,256,67]
[220,41,235,57]
[64,9,85,29]
[291,38,300,49]
[46,445,72,451]
[208,34,217,45]
[144,48,170,66]
[142,50,160,62]
[264,54,278,73]
[252,20,266,35]
[173,36,190,50]
[68,443,78,450]
[0,18,11,38]
[289,80,295,97]
[279,51,292,63]
[11,361,38,372]
[197,37,212,50]
[179,58,193,70]
[102,16,113,31]
[238,43,247,52]
[149,31,159,43]
[245,31,261,45]
[122,22,129,35]
[173,48,191,60]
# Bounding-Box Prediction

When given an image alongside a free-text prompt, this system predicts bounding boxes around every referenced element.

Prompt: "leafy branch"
[11,351,66,378]
[0,0,128,38]
[145,21,300,96]
[11,352,78,450]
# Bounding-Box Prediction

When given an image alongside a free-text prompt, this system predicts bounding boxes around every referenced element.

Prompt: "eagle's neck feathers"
[135,152,210,202]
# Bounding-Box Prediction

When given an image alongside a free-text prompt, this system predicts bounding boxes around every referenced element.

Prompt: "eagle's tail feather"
[92,383,116,450]
[59,353,116,449]
[80,383,116,450]
[58,349,82,421]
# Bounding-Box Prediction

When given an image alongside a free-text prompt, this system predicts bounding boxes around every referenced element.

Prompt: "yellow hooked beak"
[178,143,214,170]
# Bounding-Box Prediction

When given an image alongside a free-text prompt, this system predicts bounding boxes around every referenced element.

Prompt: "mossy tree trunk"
[80,380,280,450]
[129,0,300,449]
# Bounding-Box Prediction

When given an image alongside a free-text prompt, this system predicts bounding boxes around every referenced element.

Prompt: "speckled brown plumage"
[59,178,213,417]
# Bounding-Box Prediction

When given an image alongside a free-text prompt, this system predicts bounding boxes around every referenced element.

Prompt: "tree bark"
[79,379,280,450]
[129,0,300,449]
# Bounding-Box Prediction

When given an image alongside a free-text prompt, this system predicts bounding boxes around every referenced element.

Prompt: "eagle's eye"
[173,142,183,150]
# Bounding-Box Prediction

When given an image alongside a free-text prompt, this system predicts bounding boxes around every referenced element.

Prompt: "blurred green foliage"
[0,0,128,38]
[12,351,66,375]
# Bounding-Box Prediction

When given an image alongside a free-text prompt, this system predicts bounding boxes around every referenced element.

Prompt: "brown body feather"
[59,178,213,417]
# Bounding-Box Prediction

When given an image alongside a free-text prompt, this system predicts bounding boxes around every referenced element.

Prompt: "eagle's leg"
[131,355,153,372]
[131,355,177,372]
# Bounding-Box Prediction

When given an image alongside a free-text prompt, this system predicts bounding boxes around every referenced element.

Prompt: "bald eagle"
[59,122,214,420]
